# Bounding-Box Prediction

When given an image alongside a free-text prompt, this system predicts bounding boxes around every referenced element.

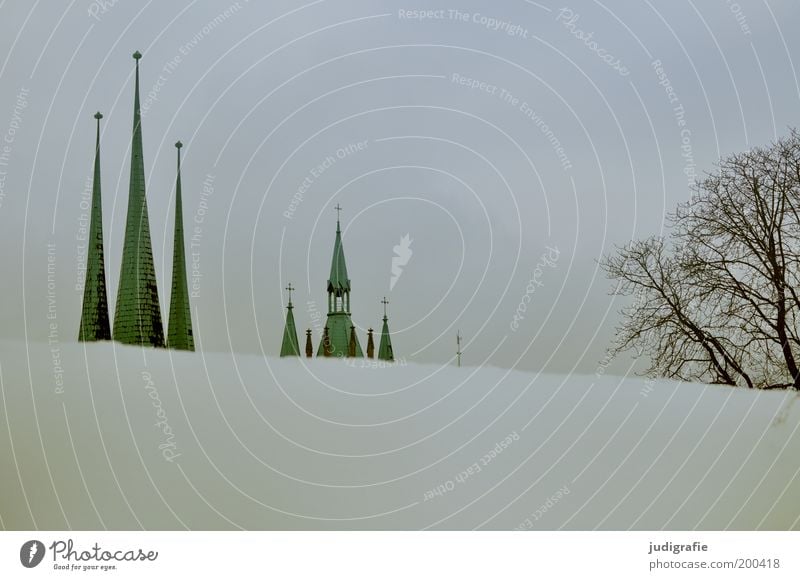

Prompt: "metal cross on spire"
[286,282,295,305]
[381,296,389,318]
[335,203,342,222]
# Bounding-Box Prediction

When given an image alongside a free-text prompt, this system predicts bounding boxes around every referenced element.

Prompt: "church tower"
[78,112,111,341]
[167,141,194,350]
[378,297,394,361]
[317,206,362,357]
[113,51,165,347]
[280,284,300,357]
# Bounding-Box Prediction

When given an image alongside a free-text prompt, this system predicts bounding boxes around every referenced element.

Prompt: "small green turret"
[280,284,300,357]
[378,297,394,361]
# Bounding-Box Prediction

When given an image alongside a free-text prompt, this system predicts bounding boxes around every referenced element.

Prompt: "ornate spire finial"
[335,203,342,232]
[286,282,294,305]
[133,50,142,61]
[94,111,103,120]
[381,296,389,318]
[175,141,182,170]
[366,327,375,359]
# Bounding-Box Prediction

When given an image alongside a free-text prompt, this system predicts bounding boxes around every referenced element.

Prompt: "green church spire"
[328,204,350,294]
[113,51,165,347]
[378,297,394,361]
[317,206,362,357]
[167,141,194,351]
[280,283,300,357]
[78,112,111,341]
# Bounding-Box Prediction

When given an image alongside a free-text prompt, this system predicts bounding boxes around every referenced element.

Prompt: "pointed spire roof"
[366,328,375,359]
[79,112,111,341]
[327,204,350,294]
[378,297,394,361]
[305,329,313,358]
[280,284,300,356]
[114,51,165,347]
[348,324,357,357]
[167,141,194,351]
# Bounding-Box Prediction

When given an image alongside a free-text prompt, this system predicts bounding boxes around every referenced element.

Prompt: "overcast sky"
[0,0,798,374]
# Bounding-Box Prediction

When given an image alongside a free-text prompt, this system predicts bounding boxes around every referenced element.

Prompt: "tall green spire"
[378,297,394,361]
[280,284,300,357]
[167,141,194,351]
[78,112,111,341]
[113,51,165,347]
[317,206,362,357]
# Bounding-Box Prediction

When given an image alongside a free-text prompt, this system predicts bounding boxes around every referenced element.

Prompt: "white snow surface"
[1,339,799,530]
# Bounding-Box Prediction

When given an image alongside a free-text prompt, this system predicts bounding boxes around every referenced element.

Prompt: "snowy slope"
[0,339,798,530]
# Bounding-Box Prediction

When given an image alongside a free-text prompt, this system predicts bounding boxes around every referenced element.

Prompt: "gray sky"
[1,0,798,374]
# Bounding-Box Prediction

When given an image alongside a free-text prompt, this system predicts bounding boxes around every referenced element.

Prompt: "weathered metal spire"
[317,206,362,356]
[366,327,375,359]
[305,329,313,358]
[167,141,194,351]
[113,51,165,347]
[348,324,357,357]
[280,283,300,357]
[78,112,111,341]
[378,297,394,361]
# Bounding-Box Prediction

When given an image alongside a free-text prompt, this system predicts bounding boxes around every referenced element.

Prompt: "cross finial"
[286,282,294,304]
[335,203,342,221]
[381,296,389,318]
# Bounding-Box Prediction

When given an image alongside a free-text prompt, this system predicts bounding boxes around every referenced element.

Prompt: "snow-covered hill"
[1,340,798,530]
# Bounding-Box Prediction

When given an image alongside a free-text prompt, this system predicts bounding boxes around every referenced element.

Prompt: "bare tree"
[603,131,800,390]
